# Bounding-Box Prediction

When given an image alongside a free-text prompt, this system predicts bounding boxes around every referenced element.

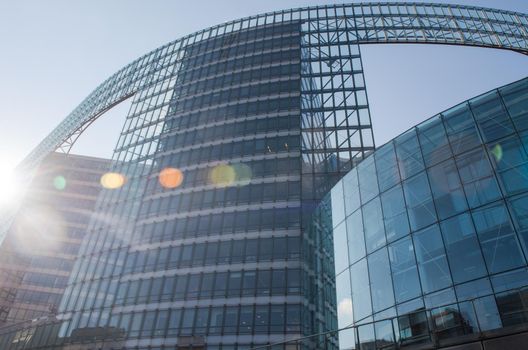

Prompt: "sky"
[0,0,527,171]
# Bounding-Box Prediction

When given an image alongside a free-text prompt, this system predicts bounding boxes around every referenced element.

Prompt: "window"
[347,210,365,265]
[388,237,421,303]
[456,147,501,208]
[403,172,437,231]
[440,213,487,283]
[368,248,394,312]
[381,185,410,242]
[501,79,528,132]
[472,202,525,273]
[362,197,385,253]
[395,129,424,179]
[443,104,480,155]
[375,142,400,192]
[413,225,452,294]
[418,117,452,167]
[470,91,514,142]
[428,159,467,219]
[350,259,372,321]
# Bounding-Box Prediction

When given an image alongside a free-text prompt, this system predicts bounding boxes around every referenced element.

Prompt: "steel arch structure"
[19,2,528,173]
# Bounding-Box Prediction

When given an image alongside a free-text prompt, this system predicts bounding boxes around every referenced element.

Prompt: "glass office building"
[0,153,109,326]
[318,77,528,349]
[0,2,526,350]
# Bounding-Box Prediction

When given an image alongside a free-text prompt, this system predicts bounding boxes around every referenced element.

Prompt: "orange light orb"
[159,168,184,189]
[100,172,126,189]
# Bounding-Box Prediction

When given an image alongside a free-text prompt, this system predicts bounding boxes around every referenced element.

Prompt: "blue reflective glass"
[347,210,366,265]
[413,225,452,294]
[330,182,346,226]
[440,213,487,283]
[470,91,515,142]
[395,129,424,179]
[375,142,400,192]
[358,156,379,204]
[335,271,353,327]
[428,159,467,219]
[368,248,395,312]
[488,135,528,196]
[500,79,528,132]
[350,258,372,321]
[508,192,528,255]
[362,197,386,253]
[343,169,361,216]
[455,147,501,208]
[417,116,452,167]
[472,202,525,274]
[403,172,437,231]
[334,221,349,274]
[388,237,421,303]
[443,103,481,155]
[490,267,528,293]
[381,185,410,242]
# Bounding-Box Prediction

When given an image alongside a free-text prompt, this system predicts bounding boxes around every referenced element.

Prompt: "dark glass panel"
[388,237,421,303]
[413,225,452,294]
[441,213,487,284]
[472,202,525,274]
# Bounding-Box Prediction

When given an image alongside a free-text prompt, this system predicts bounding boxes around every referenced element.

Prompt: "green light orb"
[53,176,67,190]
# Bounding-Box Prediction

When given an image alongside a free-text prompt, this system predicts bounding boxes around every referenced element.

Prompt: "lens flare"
[53,175,67,190]
[209,163,252,187]
[159,167,184,189]
[100,172,126,189]
[0,169,21,208]
[209,164,236,187]
[232,163,252,185]
[491,144,503,162]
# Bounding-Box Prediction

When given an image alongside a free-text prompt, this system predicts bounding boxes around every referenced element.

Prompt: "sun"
[0,163,22,208]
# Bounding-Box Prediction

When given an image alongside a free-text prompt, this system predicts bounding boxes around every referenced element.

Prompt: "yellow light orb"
[100,172,126,189]
[209,164,236,187]
[159,168,184,189]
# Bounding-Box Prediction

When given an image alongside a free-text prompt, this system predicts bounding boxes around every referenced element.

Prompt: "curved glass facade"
[318,77,528,348]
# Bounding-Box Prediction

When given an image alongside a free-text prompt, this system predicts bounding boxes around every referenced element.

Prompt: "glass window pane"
[508,192,528,256]
[488,135,528,196]
[350,258,372,321]
[331,182,346,226]
[388,237,421,303]
[440,213,487,283]
[413,225,452,294]
[334,221,349,274]
[358,156,379,203]
[343,169,361,215]
[362,197,386,253]
[418,117,452,167]
[403,172,437,231]
[428,159,467,219]
[470,91,515,142]
[500,79,528,132]
[381,185,409,242]
[455,147,501,208]
[395,129,424,179]
[375,142,400,192]
[368,248,395,312]
[347,210,366,264]
[443,103,480,155]
[472,202,525,274]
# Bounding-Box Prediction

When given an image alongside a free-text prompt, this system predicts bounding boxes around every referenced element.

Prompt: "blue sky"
[0,0,527,170]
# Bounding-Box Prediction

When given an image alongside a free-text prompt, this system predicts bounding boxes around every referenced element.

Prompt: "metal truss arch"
[18,2,528,172]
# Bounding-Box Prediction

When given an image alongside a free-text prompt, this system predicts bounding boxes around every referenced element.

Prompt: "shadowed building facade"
[0,2,526,350]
